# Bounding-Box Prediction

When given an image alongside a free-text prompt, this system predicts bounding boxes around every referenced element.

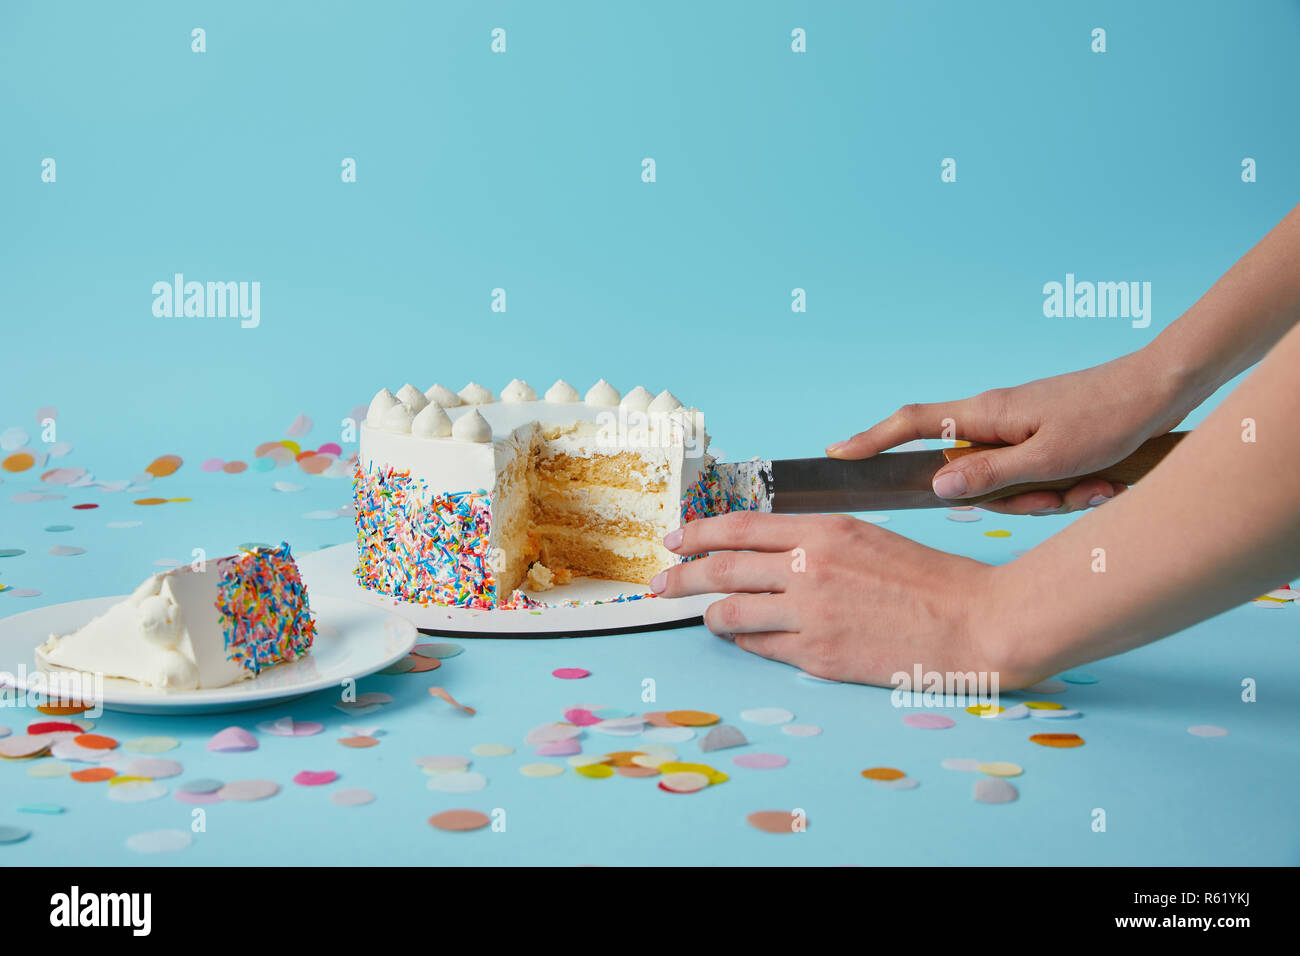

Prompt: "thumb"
[931,442,1051,499]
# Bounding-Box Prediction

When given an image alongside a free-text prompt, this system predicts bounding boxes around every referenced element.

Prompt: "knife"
[702,431,1188,514]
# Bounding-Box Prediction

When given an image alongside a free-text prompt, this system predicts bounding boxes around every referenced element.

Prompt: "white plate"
[295,543,719,636]
[0,594,417,715]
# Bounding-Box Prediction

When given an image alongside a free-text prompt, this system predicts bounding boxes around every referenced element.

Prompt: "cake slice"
[36,542,316,691]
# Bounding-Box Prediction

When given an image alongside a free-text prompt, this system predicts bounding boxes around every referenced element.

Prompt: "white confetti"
[740,707,794,726]
[0,428,29,451]
[125,829,193,853]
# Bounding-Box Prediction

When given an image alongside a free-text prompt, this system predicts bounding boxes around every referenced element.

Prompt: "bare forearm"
[991,320,1300,682]
[1146,202,1300,407]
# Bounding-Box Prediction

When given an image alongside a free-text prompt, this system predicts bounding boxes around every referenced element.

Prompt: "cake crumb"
[526,562,555,592]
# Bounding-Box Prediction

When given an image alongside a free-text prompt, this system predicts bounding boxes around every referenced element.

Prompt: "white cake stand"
[295,544,719,637]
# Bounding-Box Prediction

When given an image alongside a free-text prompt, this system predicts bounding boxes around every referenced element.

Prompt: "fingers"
[731,632,803,667]
[703,592,800,635]
[978,480,1129,516]
[930,439,1055,499]
[825,401,966,459]
[653,552,792,598]
[665,510,808,557]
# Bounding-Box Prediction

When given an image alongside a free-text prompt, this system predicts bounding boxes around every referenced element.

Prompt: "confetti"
[875,777,920,790]
[257,717,324,737]
[177,778,224,794]
[642,726,695,744]
[986,703,1030,720]
[471,743,514,757]
[747,810,804,834]
[0,825,33,844]
[70,767,116,783]
[405,655,442,673]
[125,758,182,779]
[145,455,183,478]
[1031,708,1081,719]
[659,762,728,784]
[732,753,788,770]
[861,767,906,781]
[1026,679,1067,694]
[902,713,956,730]
[48,545,86,556]
[217,779,280,801]
[0,427,29,450]
[294,770,338,787]
[415,755,471,771]
[1029,733,1085,748]
[34,406,57,422]
[174,789,224,805]
[568,754,608,768]
[700,725,748,752]
[108,781,168,803]
[0,726,8,739]
[966,704,1003,716]
[201,458,225,472]
[427,771,487,793]
[3,588,40,598]
[618,766,660,778]
[207,726,258,752]
[286,414,313,438]
[26,721,80,735]
[0,549,25,558]
[44,524,73,532]
[552,667,590,679]
[974,778,1019,804]
[428,686,475,714]
[1060,671,1099,684]
[0,734,54,759]
[1,453,34,473]
[984,530,1011,538]
[125,829,192,853]
[413,642,463,659]
[941,758,981,772]
[27,761,72,779]
[643,711,676,728]
[659,771,711,793]
[331,788,375,807]
[947,512,982,522]
[339,736,379,748]
[666,710,720,727]
[534,738,582,756]
[563,708,601,726]
[429,810,490,832]
[519,763,564,778]
[273,481,304,493]
[1023,701,1063,710]
[977,761,1023,777]
[574,763,615,779]
[379,657,416,675]
[18,804,64,815]
[1188,724,1229,738]
[739,707,794,726]
[73,733,117,750]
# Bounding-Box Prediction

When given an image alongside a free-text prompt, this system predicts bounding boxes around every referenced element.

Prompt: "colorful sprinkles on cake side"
[215,542,316,674]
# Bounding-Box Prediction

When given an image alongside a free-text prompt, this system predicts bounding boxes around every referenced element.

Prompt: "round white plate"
[0,594,417,715]
[295,543,719,636]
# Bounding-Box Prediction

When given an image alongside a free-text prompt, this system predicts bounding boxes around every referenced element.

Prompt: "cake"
[354,378,714,608]
[36,542,316,690]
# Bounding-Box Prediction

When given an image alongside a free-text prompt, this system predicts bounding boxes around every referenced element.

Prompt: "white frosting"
[545,379,580,403]
[380,402,417,434]
[411,402,453,438]
[621,385,653,413]
[396,384,429,413]
[451,408,493,443]
[648,389,683,413]
[585,379,620,406]
[501,379,537,403]
[459,382,494,405]
[366,388,398,426]
[425,383,461,408]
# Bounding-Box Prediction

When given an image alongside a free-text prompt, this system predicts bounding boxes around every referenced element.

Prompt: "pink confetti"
[563,708,602,726]
[552,668,590,680]
[902,713,956,730]
[257,717,324,737]
[534,738,582,756]
[173,789,224,805]
[732,753,789,770]
[206,726,258,752]
[317,442,342,456]
[286,414,313,438]
[293,770,338,786]
[201,458,225,472]
[34,406,57,423]
[41,468,86,486]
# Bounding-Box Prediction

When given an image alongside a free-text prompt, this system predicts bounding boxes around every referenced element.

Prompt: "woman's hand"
[651,511,1035,687]
[825,349,1197,515]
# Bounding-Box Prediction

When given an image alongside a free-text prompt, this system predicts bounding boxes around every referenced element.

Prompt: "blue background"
[1,0,1297,865]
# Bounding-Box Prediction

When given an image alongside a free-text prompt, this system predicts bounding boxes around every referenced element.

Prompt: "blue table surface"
[2,434,1297,867]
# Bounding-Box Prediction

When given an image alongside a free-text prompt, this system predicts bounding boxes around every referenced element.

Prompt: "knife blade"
[703,432,1188,515]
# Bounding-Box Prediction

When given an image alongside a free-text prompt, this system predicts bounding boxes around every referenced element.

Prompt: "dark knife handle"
[943,431,1189,505]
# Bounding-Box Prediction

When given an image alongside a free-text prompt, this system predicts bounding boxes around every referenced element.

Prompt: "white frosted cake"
[355,379,717,609]
[36,542,316,690]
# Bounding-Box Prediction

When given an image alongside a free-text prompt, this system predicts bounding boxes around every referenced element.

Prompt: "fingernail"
[825,441,848,457]
[1031,508,1059,515]
[1088,494,1110,506]
[932,471,967,498]
[650,572,667,593]
[662,529,683,550]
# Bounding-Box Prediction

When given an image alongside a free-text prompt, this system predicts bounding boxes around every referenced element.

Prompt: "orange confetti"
[617,766,660,778]
[254,441,284,458]
[2,453,34,473]
[297,454,332,475]
[73,733,118,750]
[70,767,116,783]
[428,809,490,832]
[603,751,647,767]
[338,736,379,748]
[643,711,677,728]
[37,702,89,716]
[428,686,475,715]
[221,461,247,474]
[406,655,442,673]
[133,497,167,506]
[665,710,720,727]
[861,767,906,781]
[747,810,806,834]
[145,455,182,477]
[1030,733,1085,748]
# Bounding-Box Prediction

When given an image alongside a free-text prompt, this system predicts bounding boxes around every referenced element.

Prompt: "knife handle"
[940,431,1189,505]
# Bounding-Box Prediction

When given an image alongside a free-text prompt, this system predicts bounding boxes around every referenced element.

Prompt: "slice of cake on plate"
[355,378,722,609]
[36,542,316,690]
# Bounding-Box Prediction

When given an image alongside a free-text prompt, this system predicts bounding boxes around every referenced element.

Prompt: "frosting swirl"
[620,385,653,412]
[395,384,429,413]
[411,402,453,438]
[501,379,537,403]
[648,389,683,413]
[584,379,620,406]
[366,388,398,426]
[424,383,461,407]
[451,408,493,442]
[545,379,580,403]
[380,402,417,434]
[458,382,494,405]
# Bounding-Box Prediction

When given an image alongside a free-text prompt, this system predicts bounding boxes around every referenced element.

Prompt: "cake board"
[296,543,720,637]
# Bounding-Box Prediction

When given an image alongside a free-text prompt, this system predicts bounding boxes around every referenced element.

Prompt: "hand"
[825,349,1195,515]
[652,511,1033,687]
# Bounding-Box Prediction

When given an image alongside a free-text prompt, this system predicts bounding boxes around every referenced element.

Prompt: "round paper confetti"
[429,810,490,832]
[0,825,32,844]
[732,753,789,770]
[0,734,53,759]
[217,779,280,801]
[293,770,338,787]
[174,790,224,805]
[331,788,376,807]
[747,810,805,834]
[567,754,609,768]
[405,655,442,673]
[379,657,416,675]
[617,765,660,778]
[902,713,956,730]
[178,778,224,794]
[27,761,72,779]
[739,707,794,726]
[70,767,115,783]
[659,762,728,784]
[666,710,720,727]
[534,738,582,756]
[125,829,192,854]
[1029,733,1085,748]
[984,529,1011,538]
[414,642,463,659]
[207,726,258,752]
[1023,701,1063,710]
[987,703,1030,720]
[108,781,168,803]
[642,726,696,744]
[427,771,487,793]
[471,743,514,758]
[974,777,1019,804]
[124,757,182,779]
[0,427,29,450]
[659,771,710,793]
[977,761,1023,777]
[552,667,590,679]
[563,708,601,726]
[1187,724,1229,738]
[339,736,379,748]
[520,763,564,778]
[966,704,1003,716]
[48,545,86,556]
[0,549,25,558]
[1031,708,1081,719]
[2,453,34,473]
[574,763,615,779]
[861,767,905,781]
[1026,679,1067,694]
[941,758,981,772]
[0,726,11,739]
[44,524,73,532]
[257,718,324,737]
[875,776,920,790]
[780,724,822,737]
[1060,670,1099,684]
[415,755,471,771]
[18,803,64,815]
